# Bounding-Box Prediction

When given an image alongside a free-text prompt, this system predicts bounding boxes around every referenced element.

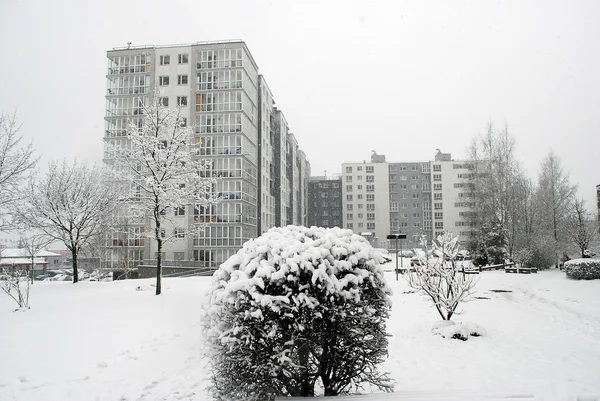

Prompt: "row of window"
[346,203,375,211]
[345,165,375,173]
[159,54,189,65]
[345,184,375,191]
[346,194,375,201]
[345,175,375,182]
[158,74,188,86]
[346,222,376,230]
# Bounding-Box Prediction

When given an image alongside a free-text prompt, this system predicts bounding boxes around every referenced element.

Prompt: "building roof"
[1,248,62,258]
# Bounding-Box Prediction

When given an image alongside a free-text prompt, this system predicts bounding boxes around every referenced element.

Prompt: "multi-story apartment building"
[103,40,309,271]
[339,150,474,252]
[389,161,432,247]
[341,152,390,249]
[308,176,342,228]
[429,150,475,243]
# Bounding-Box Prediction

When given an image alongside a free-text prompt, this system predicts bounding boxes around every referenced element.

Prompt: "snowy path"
[1,270,599,400]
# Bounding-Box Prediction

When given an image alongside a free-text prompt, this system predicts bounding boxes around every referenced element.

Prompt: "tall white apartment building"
[341,152,390,249]
[103,41,309,273]
[429,150,475,244]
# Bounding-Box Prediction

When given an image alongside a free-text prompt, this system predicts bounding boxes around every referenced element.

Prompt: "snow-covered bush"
[432,321,486,341]
[564,258,600,280]
[407,231,478,320]
[202,225,393,400]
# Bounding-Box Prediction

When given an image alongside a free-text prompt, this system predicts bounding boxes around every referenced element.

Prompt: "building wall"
[104,41,309,269]
[341,154,390,249]
[308,177,342,228]
[388,162,432,249]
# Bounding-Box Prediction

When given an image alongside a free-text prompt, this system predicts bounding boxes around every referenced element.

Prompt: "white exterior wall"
[341,161,390,249]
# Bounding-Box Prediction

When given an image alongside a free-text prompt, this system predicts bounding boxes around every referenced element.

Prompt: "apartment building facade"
[103,41,309,270]
[336,150,474,252]
[308,176,342,228]
[341,152,390,249]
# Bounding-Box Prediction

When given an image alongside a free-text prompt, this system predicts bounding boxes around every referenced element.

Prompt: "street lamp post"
[387,233,407,281]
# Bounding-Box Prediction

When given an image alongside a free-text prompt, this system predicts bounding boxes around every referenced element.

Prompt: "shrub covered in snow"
[564,258,600,280]
[407,231,478,320]
[432,321,486,341]
[202,225,393,400]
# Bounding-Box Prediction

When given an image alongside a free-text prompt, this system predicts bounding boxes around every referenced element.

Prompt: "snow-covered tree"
[19,233,51,284]
[566,198,596,258]
[16,160,111,283]
[536,150,577,266]
[466,122,522,264]
[407,231,477,320]
[0,266,31,310]
[202,226,393,400]
[0,112,38,230]
[108,92,219,295]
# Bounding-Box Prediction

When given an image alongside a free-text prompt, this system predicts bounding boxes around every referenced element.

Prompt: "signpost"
[387,233,407,281]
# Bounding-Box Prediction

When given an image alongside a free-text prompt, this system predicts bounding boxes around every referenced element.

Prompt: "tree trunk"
[156,237,162,295]
[71,246,79,283]
[298,338,310,396]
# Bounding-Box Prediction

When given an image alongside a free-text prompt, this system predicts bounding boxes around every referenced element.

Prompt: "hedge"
[564,258,600,280]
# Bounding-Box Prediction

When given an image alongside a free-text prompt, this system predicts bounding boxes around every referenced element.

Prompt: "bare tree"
[0,266,31,310]
[467,122,522,264]
[566,198,596,258]
[536,150,577,266]
[108,92,220,295]
[16,160,112,283]
[0,112,38,229]
[19,233,52,284]
[407,232,478,320]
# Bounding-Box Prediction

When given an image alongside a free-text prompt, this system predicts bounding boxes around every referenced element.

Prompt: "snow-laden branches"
[203,226,393,400]
[0,267,31,310]
[16,160,112,283]
[0,112,39,230]
[107,90,220,294]
[566,198,596,258]
[406,232,478,320]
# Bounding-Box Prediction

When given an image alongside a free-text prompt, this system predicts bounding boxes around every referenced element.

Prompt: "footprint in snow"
[97,361,108,368]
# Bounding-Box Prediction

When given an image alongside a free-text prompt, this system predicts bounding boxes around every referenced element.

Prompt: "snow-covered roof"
[0,248,62,258]
[0,257,48,266]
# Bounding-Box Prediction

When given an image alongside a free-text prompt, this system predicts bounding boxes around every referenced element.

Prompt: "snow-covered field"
[1,269,599,400]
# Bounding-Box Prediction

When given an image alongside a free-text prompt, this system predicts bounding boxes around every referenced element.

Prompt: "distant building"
[0,248,61,273]
[308,176,342,228]
[340,150,475,251]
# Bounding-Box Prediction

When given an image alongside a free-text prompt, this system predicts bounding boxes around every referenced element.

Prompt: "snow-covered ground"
[1,269,599,400]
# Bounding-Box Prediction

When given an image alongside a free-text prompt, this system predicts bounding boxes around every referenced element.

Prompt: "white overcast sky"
[1,0,599,206]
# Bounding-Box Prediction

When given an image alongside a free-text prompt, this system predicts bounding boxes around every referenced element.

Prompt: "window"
[412,193,419,199]
[366,175,374,182]
[434,202,443,210]
[347,223,353,229]
[178,54,188,64]
[346,166,352,173]
[175,206,185,216]
[347,213,353,220]
[435,212,443,219]
[347,204,353,211]
[390,202,398,212]
[346,194,353,201]
[366,166,374,173]
[178,74,188,85]
[366,194,374,201]
[411,184,418,190]
[357,166,363,171]
[412,165,418,171]
[357,213,363,219]
[346,185,353,191]
[433,164,441,172]
[367,213,375,220]
[357,185,363,190]
[366,203,375,211]
[357,194,363,200]
[160,55,170,65]
[357,175,363,181]
[413,213,420,218]
[346,176,352,182]
[434,193,443,200]
[434,183,442,190]
[177,96,188,106]
[159,76,170,86]
[433,174,442,181]
[160,97,169,106]
[367,222,375,230]
[435,222,444,229]
[357,204,363,209]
